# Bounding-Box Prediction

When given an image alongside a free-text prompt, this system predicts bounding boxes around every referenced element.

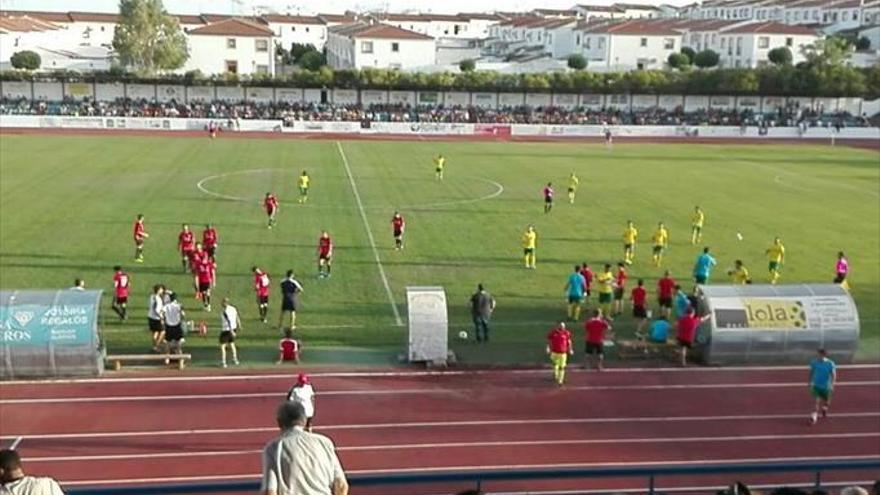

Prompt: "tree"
[567,54,587,70]
[801,37,852,69]
[10,50,41,70]
[113,0,188,74]
[680,47,696,64]
[693,49,720,68]
[667,52,691,69]
[298,50,326,71]
[459,59,476,72]
[768,47,792,66]
[856,36,871,51]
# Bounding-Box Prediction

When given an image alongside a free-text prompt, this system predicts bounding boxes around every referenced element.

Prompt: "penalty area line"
[336,141,404,327]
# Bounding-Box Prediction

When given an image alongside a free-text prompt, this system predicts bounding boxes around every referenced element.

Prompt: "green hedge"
[2,65,878,98]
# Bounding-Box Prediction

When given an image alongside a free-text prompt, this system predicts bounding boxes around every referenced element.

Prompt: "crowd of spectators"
[0,97,873,128]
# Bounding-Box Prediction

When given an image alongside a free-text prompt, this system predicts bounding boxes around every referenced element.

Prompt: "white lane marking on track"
[6,411,877,440]
[2,381,877,404]
[336,141,403,327]
[0,364,877,385]
[9,437,22,449]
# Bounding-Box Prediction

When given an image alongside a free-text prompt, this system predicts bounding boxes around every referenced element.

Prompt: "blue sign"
[0,291,100,347]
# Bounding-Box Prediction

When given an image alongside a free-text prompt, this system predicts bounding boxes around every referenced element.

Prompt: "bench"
[106,354,192,370]
[617,339,677,360]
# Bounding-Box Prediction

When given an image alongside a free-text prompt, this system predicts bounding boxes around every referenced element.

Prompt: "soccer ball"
[736,232,743,241]
[458,331,468,340]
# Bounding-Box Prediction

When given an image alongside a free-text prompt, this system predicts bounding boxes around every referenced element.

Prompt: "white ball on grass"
[458,331,468,340]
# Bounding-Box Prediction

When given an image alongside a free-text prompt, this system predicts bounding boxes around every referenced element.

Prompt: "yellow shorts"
[550,352,568,368]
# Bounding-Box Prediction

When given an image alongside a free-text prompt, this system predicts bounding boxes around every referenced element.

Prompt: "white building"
[614,3,662,19]
[540,18,580,58]
[579,20,681,70]
[457,13,506,38]
[184,18,275,75]
[715,22,819,67]
[66,11,118,47]
[262,14,328,50]
[326,22,435,70]
[572,5,625,20]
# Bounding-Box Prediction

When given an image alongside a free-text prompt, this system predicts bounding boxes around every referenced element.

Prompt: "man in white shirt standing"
[0,448,65,495]
[162,292,185,356]
[287,373,316,431]
[219,297,241,368]
[261,401,348,495]
[147,284,165,352]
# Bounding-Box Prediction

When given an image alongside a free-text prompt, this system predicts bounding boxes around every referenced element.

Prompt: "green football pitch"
[1,134,878,365]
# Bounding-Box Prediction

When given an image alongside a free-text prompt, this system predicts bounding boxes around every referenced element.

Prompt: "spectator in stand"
[261,401,347,495]
[277,328,300,365]
[0,448,64,495]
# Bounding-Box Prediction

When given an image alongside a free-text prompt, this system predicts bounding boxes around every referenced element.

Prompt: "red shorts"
[319,251,331,260]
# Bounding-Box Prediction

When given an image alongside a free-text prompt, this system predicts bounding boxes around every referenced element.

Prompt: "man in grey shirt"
[469,283,496,343]
[261,401,348,495]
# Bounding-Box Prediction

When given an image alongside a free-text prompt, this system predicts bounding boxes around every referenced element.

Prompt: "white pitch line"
[2,381,877,405]
[6,411,878,441]
[336,141,403,327]
[23,432,880,463]
[1,364,877,386]
[9,437,23,449]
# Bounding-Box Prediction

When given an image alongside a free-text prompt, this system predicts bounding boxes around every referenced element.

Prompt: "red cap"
[297,373,309,385]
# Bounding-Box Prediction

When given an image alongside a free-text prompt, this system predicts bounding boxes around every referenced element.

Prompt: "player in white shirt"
[147,284,166,351]
[219,297,241,368]
[287,373,316,431]
[162,293,185,355]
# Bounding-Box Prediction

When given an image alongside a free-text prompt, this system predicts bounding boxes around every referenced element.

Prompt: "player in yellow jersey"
[596,263,615,317]
[521,225,537,269]
[766,237,785,284]
[728,259,752,284]
[651,222,669,267]
[622,220,638,265]
[434,154,446,180]
[567,172,579,204]
[298,170,310,203]
[691,206,705,245]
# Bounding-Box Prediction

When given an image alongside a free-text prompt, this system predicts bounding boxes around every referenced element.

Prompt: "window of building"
[391,42,399,52]
[226,60,238,73]
[256,64,269,74]
[664,37,675,49]
[786,37,793,47]
[361,41,373,53]
[255,39,268,52]
[758,36,769,48]
[842,11,849,20]
[227,38,236,49]
[306,27,310,32]
[586,37,591,49]
[598,37,605,49]
[640,37,647,47]
[576,34,581,45]
[721,37,726,48]
[292,26,296,31]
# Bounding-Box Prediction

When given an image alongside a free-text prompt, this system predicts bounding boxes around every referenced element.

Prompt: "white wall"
[268,21,327,51]
[184,34,274,75]
[583,33,678,70]
[716,32,817,68]
[352,36,436,70]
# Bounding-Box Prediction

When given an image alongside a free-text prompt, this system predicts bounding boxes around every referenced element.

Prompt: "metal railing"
[67,458,880,495]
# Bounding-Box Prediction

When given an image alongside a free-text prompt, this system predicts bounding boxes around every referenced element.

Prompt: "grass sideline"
[1,134,877,366]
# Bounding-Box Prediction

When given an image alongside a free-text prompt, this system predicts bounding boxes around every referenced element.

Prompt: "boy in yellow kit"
[651,222,669,267]
[522,225,537,269]
[691,206,704,244]
[298,170,310,203]
[623,220,638,265]
[567,172,579,204]
[766,237,785,284]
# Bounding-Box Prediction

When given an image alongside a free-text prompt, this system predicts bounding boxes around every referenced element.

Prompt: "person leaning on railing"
[261,401,348,495]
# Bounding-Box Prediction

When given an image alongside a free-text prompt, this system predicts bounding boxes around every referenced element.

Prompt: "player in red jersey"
[631,279,648,339]
[202,224,218,259]
[612,262,628,317]
[133,214,149,263]
[317,231,333,279]
[178,224,195,272]
[276,328,300,365]
[579,262,594,304]
[264,192,279,229]
[546,322,573,386]
[391,212,405,250]
[195,256,216,311]
[543,182,554,214]
[253,266,271,323]
[111,265,130,321]
[657,270,676,319]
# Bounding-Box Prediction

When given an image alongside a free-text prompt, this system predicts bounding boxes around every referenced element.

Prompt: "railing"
[67,458,880,494]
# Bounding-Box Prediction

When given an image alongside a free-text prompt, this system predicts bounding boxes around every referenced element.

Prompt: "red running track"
[1,366,879,494]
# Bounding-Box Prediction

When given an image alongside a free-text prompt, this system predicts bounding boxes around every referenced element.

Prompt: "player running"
[202,224,218,259]
[178,224,195,272]
[728,259,752,284]
[195,254,216,311]
[522,225,537,269]
[808,348,837,425]
[766,237,786,284]
[317,231,333,278]
[564,265,587,322]
[834,251,849,290]
[543,182,554,213]
[693,247,717,284]
[298,170,310,204]
[567,173,579,204]
[264,193,279,229]
[546,322,573,387]
[622,220,638,265]
[651,222,669,267]
[434,154,446,180]
[391,212,405,250]
[111,265,130,321]
[691,206,705,245]
[133,214,148,263]
[253,266,271,323]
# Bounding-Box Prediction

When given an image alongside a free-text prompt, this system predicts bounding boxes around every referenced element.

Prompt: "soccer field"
[1,133,878,365]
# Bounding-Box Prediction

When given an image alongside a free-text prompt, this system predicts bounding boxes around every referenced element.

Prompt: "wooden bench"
[106,354,192,371]
[617,339,677,360]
